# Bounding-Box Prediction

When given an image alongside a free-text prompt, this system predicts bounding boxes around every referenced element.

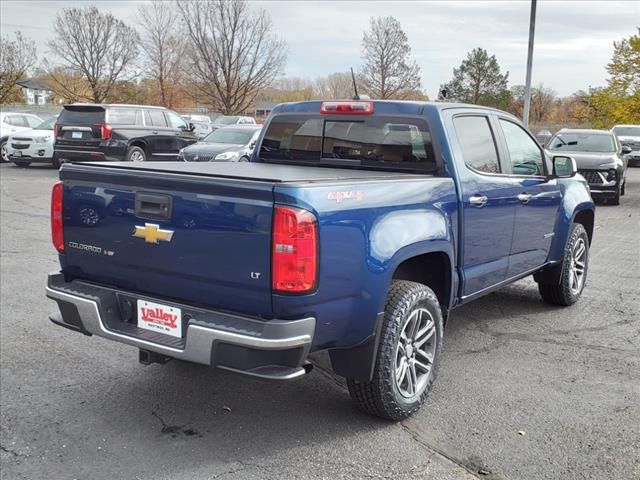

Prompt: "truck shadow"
[58,279,559,476]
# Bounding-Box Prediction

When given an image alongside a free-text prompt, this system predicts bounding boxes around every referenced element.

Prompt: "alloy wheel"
[569,237,587,295]
[395,308,437,399]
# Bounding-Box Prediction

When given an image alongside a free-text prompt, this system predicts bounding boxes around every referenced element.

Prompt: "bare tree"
[360,16,421,99]
[315,72,354,99]
[0,31,37,104]
[47,6,139,103]
[511,84,557,123]
[137,0,186,108]
[177,0,286,114]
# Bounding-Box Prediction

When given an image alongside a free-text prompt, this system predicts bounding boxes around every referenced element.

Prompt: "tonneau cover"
[70,161,426,183]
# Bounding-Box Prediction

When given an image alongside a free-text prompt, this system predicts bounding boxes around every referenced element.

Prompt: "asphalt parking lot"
[1,163,638,480]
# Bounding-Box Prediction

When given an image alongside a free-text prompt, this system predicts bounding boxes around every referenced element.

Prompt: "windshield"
[203,128,255,144]
[547,133,616,153]
[36,116,57,130]
[613,126,640,137]
[213,116,239,126]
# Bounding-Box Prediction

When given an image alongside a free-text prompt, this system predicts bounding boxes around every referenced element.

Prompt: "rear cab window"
[259,115,437,172]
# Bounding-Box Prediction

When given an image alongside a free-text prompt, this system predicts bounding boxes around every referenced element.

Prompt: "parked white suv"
[0,112,43,162]
[7,115,57,167]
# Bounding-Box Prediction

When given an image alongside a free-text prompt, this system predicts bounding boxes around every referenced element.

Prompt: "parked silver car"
[178,125,261,162]
[611,124,640,166]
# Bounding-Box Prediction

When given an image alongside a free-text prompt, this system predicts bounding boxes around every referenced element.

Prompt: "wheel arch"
[127,139,149,157]
[390,250,455,319]
[573,208,594,245]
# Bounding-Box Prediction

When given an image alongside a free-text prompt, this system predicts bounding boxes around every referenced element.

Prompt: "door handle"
[517,193,533,204]
[469,194,488,207]
[152,131,158,135]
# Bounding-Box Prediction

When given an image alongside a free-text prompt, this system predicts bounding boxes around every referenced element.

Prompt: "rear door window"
[147,110,168,127]
[108,108,137,126]
[453,116,500,174]
[260,115,436,171]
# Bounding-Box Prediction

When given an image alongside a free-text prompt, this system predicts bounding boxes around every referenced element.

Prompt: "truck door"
[450,114,518,297]
[495,118,562,276]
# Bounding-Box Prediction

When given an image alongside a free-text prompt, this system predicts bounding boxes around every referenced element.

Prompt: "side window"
[7,115,28,127]
[499,119,544,176]
[135,109,145,126]
[453,116,500,174]
[108,108,137,125]
[166,111,187,129]
[148,110,168,127]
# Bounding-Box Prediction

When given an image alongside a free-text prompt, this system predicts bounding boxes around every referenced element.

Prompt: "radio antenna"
[350,67,359,100]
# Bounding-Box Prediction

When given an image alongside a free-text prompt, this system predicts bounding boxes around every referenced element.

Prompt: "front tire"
[538,223,589,306]
[126,146,146,162]
[0,140,8,163]
[347,280,443,421]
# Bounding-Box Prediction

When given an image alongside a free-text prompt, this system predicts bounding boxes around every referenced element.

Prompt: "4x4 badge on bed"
[133,223,174,244]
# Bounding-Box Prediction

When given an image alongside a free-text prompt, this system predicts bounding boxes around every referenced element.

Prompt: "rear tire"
[126,146,146,162]
[52,154,61,169]
[538,223,589,306]
[347,280,443,421]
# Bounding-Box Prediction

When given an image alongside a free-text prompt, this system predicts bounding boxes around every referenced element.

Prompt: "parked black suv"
[53,104,198,167]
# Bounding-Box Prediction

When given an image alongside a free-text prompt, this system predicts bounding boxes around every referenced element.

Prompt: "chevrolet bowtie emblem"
[133,223,174,244]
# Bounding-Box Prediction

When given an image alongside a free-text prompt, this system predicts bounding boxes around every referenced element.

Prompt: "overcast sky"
[2,0,638,98]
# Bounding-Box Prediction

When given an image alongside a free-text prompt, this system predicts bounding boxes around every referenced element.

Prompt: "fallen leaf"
[518,430,526,436]
[223,405,232,412]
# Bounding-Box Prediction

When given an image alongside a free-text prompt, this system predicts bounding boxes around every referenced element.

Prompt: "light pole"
[523,0,537,128]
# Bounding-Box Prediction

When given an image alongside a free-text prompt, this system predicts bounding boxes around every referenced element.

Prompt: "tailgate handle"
[135,193,172,220]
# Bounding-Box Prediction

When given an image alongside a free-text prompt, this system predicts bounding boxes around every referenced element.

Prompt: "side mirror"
[621,145,632,155]
[189,122,196,132]
[249,140,256,149]
[552,155,577,178]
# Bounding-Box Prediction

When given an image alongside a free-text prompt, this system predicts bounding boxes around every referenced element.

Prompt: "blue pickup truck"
[46,100,595,420]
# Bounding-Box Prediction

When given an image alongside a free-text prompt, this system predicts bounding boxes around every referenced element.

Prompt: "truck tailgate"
[59,163,274,317]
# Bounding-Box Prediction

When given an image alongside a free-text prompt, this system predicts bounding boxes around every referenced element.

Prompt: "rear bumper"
[46,272,315,380]
[54,149,109,162]
[10,155,53,164]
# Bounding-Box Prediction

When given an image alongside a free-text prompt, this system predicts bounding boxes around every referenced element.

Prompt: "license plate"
[137,299,182,338]
[15,151,22,157]
[72,131,82,139]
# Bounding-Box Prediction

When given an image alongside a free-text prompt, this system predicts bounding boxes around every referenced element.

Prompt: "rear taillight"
[51,182,64,252]
[53,123,61,138]
[272,206,318,293]
[320,101,374,115]
[101,124,112,140]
